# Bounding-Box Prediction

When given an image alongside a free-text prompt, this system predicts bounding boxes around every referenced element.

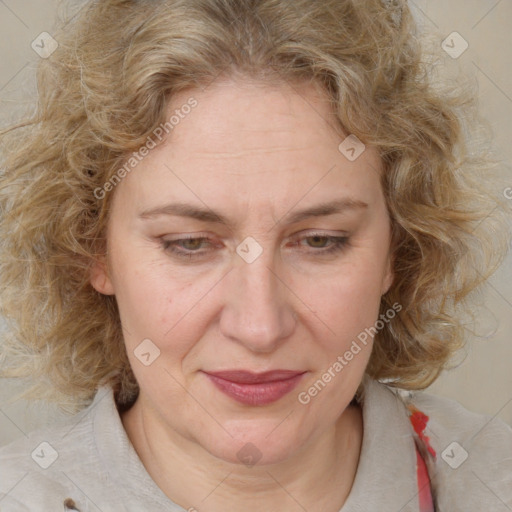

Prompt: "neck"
[122,399,363,512]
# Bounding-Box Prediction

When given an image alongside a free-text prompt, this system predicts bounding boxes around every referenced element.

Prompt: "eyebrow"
[138,198,369,227]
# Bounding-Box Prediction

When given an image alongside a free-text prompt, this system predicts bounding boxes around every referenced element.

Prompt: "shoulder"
[0,387,115,511]
[0,414,92,510]
[410,388,512,460]
[390,385,512,508]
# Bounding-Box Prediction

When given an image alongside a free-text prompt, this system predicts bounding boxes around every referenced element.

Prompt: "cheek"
[311,261,385,319]
[107,246,175,336]
[299,256,386,356]
[109,247,217,364]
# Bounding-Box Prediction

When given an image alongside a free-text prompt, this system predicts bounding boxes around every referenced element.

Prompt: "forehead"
[166,77,346,157]
[114,77,383,212]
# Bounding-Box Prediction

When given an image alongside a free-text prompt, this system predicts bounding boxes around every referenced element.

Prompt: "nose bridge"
[219,249,296,352]
[240,254,278,307]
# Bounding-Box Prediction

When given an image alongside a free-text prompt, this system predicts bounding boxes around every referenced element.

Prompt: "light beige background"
[0,0,511,446]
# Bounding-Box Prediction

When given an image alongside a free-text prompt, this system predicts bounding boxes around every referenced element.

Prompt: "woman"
[0,0,511,510]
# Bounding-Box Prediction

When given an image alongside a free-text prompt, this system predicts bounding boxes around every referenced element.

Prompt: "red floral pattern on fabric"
[406,403,436,510]
[407,405,437,458]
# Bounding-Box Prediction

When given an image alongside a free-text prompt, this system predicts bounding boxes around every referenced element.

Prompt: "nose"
[218,252,297,353]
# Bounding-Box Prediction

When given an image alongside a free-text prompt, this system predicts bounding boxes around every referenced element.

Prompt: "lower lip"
[205,373,305,406]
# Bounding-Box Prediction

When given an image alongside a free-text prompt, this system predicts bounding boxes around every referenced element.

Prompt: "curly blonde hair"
[1,0,510,412]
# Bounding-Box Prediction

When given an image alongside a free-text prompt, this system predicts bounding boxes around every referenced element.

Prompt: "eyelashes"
[161,234,350,261]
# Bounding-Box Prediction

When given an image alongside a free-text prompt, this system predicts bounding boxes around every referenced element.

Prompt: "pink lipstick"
[204,370,306,406]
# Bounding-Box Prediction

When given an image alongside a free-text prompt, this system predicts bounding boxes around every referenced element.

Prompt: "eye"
[295,233,350,255]
[160,233,350,262]
[161,236,216,259]
[172,238,206,251]
[303,235,331,248]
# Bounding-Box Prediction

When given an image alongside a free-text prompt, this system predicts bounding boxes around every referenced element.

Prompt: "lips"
[203,369,306,406]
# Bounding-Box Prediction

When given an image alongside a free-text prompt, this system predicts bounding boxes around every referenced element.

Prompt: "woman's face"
[91,78,394,465]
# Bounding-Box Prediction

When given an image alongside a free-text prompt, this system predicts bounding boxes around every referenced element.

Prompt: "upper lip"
[203,370,306,384]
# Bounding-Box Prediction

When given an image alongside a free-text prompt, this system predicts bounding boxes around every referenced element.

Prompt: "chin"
[211,441,298,468]
[197,420,307,468]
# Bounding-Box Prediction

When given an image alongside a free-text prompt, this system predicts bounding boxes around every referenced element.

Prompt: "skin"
[90,76,394,511]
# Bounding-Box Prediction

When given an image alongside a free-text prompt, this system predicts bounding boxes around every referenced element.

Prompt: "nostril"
[63,498,80,511]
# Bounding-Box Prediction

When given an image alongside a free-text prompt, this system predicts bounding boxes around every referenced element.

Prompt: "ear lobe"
[90,259,115,295]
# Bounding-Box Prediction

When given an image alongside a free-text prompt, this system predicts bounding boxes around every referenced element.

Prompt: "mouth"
[202,369,307,406]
